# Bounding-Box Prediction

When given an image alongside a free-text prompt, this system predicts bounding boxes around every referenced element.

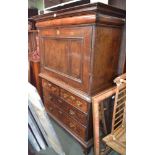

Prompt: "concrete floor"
[38,117,120,155]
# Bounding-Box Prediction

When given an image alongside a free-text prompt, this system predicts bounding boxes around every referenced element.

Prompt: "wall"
[108,0,126,10]
[28,0,44,10]
[108,0,126,74]
[91,0,108,4]
[28,0,110,10]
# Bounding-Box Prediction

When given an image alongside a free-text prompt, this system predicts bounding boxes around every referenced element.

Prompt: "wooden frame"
[92,73,126,155]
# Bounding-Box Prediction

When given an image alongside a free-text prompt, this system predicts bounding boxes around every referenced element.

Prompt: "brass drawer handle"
[69,109,75,115]
[63,93,68,99]
[56,30,60,35]
[58,99,62,103]
[58,111,62,115]
[49,96,53,100]
[70,96,75,101]
[69,123,75,129]
[76,100,82,107]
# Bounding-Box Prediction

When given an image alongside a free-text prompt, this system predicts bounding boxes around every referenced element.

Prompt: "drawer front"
[39,26,92,93]
[42,79,59,96]
[44,99,86,140]
[60,88,88,113]
[42,79,89,113]
[43,90,87,126]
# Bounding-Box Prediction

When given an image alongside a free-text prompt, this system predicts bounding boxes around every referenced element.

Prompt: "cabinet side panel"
[91,26,122,95]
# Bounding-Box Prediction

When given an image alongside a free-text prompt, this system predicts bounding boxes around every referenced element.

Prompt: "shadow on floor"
[38,118,120,155]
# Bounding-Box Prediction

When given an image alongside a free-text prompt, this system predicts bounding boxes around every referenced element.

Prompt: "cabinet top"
[32,2,126,22]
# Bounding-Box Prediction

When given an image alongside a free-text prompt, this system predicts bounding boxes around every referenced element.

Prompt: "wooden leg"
[92,101,100,155]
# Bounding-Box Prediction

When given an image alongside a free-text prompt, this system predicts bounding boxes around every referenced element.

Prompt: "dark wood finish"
[33,3,125,154]
[90,25,122,95]
[42,79,89,113]
[44,101,93,151]
[43,89,88,126]
[42,79,60,96]
[40,26,92,93]
[60,88,89,113]
[44,98,87,140]
[42,79,92,140]
[38,22,124,95]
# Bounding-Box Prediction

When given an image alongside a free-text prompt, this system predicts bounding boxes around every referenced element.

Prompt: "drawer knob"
[70,96,75,101]
[56,30,60,35]
[69,110,75,115]
[54,13,57,17]
[76,101,82,107]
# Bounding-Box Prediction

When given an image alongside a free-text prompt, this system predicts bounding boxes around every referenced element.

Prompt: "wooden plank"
[115,107,125,115]
[117,95,126,102]
[114,119,123,128]
[116,101,125,109]
[111,86,119,133]
[118,88,126,95]
[114,113,124,122]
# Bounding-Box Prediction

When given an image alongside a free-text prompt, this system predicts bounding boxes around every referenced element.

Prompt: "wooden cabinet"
[33,2,125,154]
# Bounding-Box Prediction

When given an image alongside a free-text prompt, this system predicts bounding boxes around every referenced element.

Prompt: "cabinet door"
[39,26,92,93]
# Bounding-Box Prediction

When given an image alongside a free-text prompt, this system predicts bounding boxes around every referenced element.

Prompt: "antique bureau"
[33,2,125,154]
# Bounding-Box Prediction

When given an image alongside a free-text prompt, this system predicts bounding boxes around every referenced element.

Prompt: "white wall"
[28,0,44,10]
[91,0,108,4]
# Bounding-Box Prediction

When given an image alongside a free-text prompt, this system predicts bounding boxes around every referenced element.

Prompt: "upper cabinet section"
[39,26,92,93]
[35,2,126,95]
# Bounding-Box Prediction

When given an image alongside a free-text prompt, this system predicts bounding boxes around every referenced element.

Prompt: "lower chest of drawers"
[42,79,93,141]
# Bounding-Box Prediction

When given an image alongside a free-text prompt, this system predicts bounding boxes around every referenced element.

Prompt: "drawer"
[40,27,89,38]
[44,99,86,140]
[60,88,88,113]
[42,79,59,96]
[43,92,88,126]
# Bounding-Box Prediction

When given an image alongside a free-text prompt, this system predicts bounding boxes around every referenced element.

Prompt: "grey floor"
[38,118,120,155]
